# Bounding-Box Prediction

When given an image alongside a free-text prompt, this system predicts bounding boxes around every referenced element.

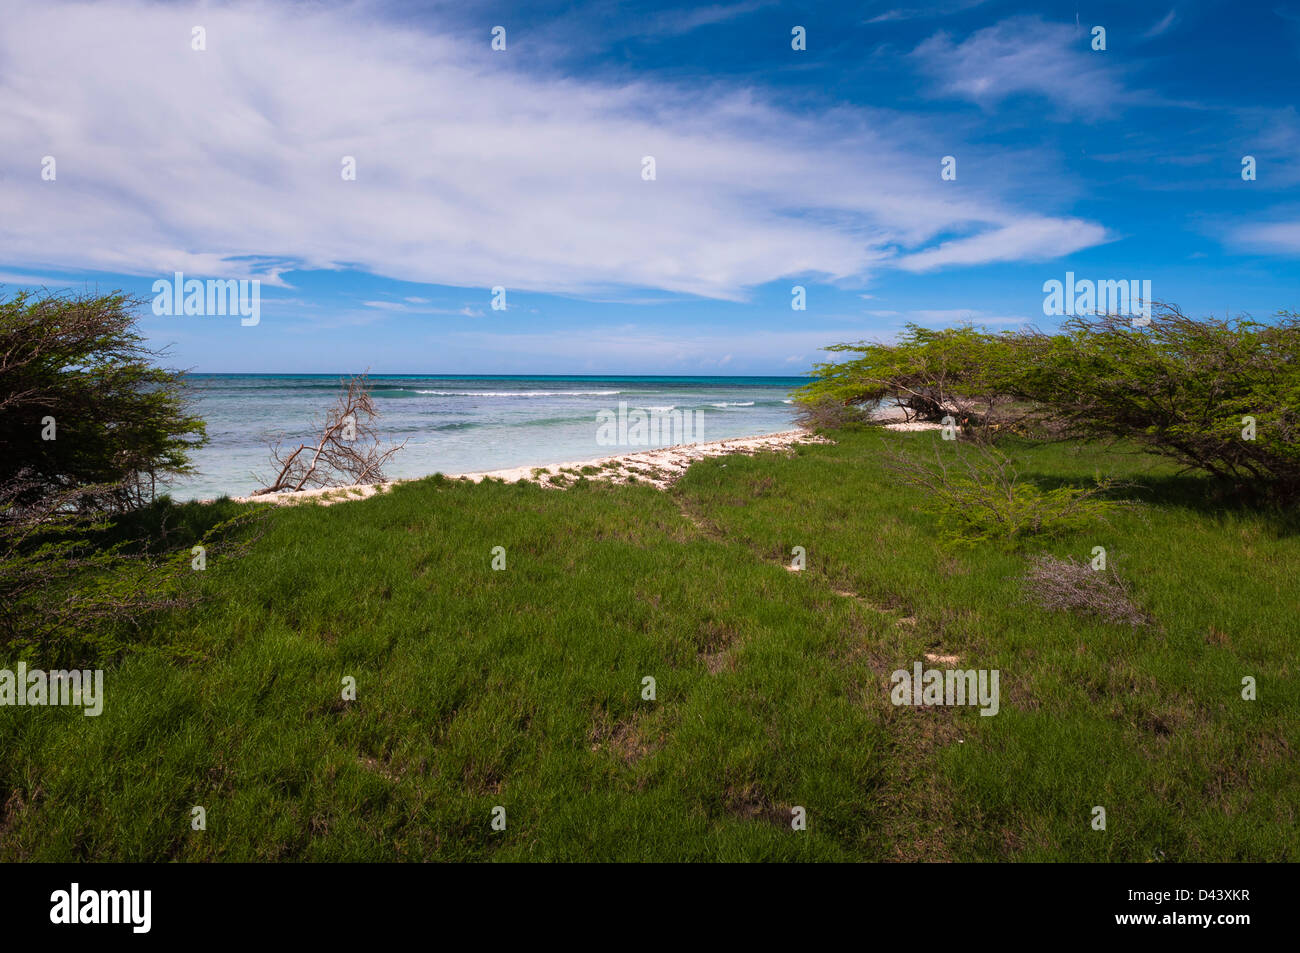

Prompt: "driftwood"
[253,375,406,495]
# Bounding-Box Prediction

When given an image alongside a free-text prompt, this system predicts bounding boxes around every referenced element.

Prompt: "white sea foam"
[415,390,620,397]
[171,376,804,500]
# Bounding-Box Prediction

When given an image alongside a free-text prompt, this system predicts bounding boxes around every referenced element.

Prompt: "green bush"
[0,289,254,664]
[794,323,1031,439]
[0,289,207,513]
[0,475,262,666]
[881,437,1125,545]
[803,305,1300,500]
[1011,306,1300,500]
[792,395,870,432]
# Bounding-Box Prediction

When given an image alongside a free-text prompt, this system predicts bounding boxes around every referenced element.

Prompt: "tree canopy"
[796,305,1300,500]
[0,289,207,513]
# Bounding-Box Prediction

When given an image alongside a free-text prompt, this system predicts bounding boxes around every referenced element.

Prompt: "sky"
[1,0,1297,374]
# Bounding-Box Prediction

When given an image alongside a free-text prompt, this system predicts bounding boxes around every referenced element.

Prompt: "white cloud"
[896,218,1110,271]
[905,309,1030,327]
[363,299,476,315]
[0,1,1107,299]
[1226,220,1300,255]
[436,325,855,370]
[865,307,1028,327]
[865,0,989,23]
[0,272,80,287]
[911,16,1132,118]
[1143,10,1178,39]
[646,1,772,35]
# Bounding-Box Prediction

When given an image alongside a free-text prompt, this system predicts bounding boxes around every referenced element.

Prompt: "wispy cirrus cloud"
[1144,10,1179,39]
[866,307,1030,327]
[896,218,1111,272]
[363,300,483,317]
[865,0,989,24]
[1225,218,1300,255]
[0,272,80,287]
[0,1,1106,302]
[910,15,1133,118]
[435,324,863,372]
[645,1,772,35]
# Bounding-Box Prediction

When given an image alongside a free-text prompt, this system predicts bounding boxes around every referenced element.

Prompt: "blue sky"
[1,0,1297,374]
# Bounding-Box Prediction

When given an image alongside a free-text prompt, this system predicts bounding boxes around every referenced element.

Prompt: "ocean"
[171,374,807,500]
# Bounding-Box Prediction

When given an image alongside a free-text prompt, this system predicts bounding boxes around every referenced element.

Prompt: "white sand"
[872,402,945,431]
[882,420,944,432]
[229,430,831,506]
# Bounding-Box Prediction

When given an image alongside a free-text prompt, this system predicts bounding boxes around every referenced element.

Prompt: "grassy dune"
[2,429,1296,861]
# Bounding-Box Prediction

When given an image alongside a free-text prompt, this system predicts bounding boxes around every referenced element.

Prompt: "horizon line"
[182,371,815,378]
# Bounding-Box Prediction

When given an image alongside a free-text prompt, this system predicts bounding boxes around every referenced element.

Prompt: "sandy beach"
[229,429,833,506]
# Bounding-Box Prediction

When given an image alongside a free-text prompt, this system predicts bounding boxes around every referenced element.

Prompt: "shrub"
[1011,306,1300,500]
[792,395,869,432]
[0,472,263,665]
[0,290,207,513]
[795,324,1034,440]
[805,306,1300,499]
[882,437,1125,545]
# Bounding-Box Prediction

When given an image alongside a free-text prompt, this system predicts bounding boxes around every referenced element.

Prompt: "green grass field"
[2,428,1296,861]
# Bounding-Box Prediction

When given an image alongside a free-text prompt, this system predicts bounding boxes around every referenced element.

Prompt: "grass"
[1,429,1296,861]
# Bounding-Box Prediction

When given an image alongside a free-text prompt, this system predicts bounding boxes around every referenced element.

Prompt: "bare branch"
[254,374,406,495]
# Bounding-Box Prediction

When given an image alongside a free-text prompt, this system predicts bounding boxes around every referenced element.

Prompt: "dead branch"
[253,374,406,495]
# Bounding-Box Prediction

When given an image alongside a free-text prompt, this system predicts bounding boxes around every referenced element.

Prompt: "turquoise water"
[172,374,806,499]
